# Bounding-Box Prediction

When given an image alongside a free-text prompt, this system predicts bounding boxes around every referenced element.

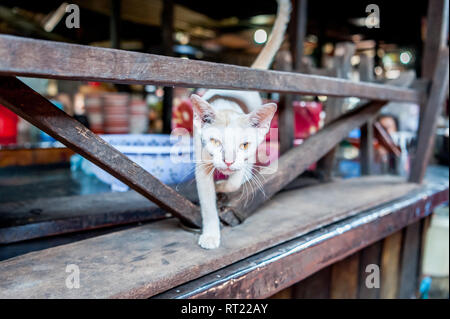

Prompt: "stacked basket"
[103,93,130,134]
[84,94,104,134]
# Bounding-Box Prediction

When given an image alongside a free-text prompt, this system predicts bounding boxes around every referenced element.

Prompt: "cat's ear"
[191,94,215,126]
[248,103,277,130]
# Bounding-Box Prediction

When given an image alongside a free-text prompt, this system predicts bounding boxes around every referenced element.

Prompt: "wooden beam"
[275,51,294,154]
[409,48,449,183]
[220,101,387,224]
[422,0,449,79]
[289,0,308,73]
[0,76,201,228]
[373,121,401,157]
[0,35,420,103]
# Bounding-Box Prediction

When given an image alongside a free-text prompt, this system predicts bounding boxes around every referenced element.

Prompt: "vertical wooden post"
[292,267,331,299]
[398,221,422,298]
[380,230,403,299]
[409,48,449,183]
[162,0,174,134]
[276,0,308,154]
[410,0,449,182]
[358,241,382,298]
[318,42,355,180]
[330,252,360,299]
[421,0,449,80]
[276,51,295,154]
[359,54,375,175]
[289,0,308,73]
[110,0,121,49]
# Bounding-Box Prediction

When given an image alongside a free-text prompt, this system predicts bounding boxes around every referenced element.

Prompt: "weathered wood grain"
[330,253,360,299]
[398,221,422,298]
[292,267,331,299]
[0,175,427,298]
[380,230,403,299]
[155,173,448,299]
[0,76,201,228]
[0,35,421,103]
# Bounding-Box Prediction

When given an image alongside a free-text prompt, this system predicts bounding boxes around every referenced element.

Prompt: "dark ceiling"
[0,0,430,48]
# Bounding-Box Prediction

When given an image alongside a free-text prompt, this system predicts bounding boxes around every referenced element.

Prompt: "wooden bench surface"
[0,175,422,298]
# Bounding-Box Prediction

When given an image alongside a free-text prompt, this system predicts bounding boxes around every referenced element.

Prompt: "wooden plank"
[422,0,449,79]
[0,171,321,244]
[380,230,402,299]
[0,76,201,228]
[0,147,74,168]
[0,35,421,103]
[0,192,165,244]
[270,286,293,299]
[156,175,448,299]
[358,241,382,298]
[292,267,331,299]
[398,221,422,298]
[409,48,449,183]
[220,101,387,223]
[0,181,198,244]
[330,252,360,299]
[0,174,434,298]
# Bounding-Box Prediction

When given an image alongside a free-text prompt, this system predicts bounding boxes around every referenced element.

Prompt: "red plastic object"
[0,104,18,145]
[293,101,323,140]
[172,98,194,134]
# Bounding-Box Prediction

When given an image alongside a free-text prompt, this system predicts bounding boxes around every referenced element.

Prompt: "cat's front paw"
[198,232,221,249]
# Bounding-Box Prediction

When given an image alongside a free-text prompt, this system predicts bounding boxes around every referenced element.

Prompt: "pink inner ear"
[191,94,215,123]
[250,103,277,128]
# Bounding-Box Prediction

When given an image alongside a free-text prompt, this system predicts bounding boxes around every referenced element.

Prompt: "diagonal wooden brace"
[219,100,388,226]
[0,76,201,228]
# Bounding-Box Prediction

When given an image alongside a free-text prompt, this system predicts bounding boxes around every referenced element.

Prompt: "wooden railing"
[0,0,448,229]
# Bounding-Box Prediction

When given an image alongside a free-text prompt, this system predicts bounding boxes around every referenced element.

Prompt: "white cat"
[191,0,291,249]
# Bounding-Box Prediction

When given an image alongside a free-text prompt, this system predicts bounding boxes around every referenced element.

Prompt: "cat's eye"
[240,142,249,150]
[210,138,222,147]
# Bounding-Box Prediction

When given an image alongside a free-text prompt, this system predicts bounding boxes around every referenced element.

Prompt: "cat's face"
[191,94,276,175]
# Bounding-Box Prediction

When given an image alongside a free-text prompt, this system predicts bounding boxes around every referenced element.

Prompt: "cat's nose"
[225,160,234,167]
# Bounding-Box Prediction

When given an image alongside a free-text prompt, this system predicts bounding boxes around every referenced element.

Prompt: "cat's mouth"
[217,167,235,175]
